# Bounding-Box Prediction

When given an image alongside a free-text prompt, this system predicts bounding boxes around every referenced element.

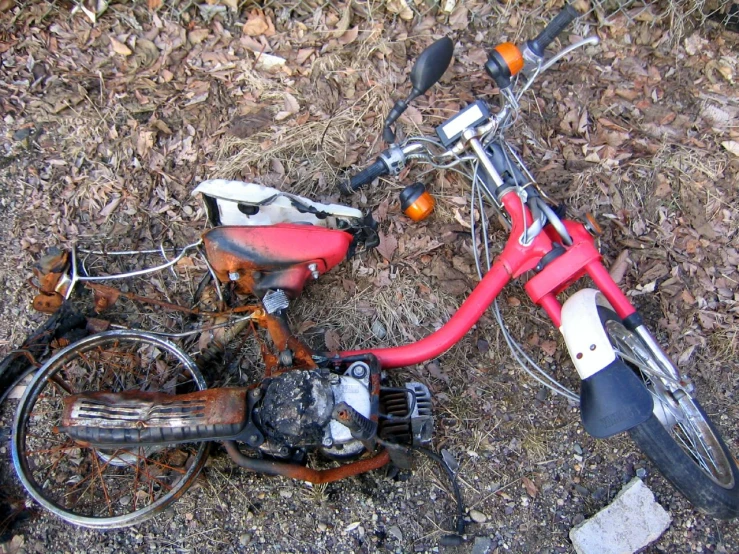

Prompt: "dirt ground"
[1,0,738,552]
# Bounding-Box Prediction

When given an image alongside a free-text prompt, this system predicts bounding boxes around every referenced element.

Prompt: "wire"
[108,314,256,338]
[466,152,579,402]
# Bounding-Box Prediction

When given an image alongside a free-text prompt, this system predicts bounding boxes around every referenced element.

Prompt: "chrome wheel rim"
[12,330,209,528]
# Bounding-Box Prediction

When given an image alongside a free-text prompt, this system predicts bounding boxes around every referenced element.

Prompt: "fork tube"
[586,261,637,320]
[341,261,512,369]
[538,293,562,327]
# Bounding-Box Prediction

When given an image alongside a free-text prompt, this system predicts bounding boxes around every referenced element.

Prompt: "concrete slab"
[569,477,671,554]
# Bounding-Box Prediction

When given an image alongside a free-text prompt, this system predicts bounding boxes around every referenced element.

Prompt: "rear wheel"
[599,308,739,519]
[11,330,209,528]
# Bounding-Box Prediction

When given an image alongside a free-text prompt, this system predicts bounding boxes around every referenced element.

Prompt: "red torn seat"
[202,225,353,298]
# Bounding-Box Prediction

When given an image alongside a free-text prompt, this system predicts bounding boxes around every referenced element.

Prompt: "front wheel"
[599,308,739,519]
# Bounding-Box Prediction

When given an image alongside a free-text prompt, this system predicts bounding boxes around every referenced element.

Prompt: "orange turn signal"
[494,42,524,76]
[400,183,435,222]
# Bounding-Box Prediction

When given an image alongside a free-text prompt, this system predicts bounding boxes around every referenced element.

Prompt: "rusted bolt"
[279,349,293,367]
[251,388,262,399]
[322,436,333,447]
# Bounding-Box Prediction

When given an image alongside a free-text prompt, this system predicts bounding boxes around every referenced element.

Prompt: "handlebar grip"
[527,4,580,58]
[338,158,389,195]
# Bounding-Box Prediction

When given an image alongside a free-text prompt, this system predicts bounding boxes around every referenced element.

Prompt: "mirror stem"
[382,89,421,143]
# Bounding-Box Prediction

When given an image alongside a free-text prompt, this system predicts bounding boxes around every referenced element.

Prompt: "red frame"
[341,190,637,369]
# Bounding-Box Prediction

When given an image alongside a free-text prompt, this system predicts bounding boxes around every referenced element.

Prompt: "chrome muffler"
[59,388,248,446]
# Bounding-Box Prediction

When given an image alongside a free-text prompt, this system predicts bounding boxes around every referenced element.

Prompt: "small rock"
[470,509,488,523]
[388,525,403,541]
[472,536,494,554]
[371,319,387,339]
[344,521,360,532]
[239,533,251,546]
[636,467,647,479]
[317,523,327,532]
[535,387,548,402]
[570,478,671,554]
[279,490,293,499]
[573,443,583,455]
[12,127,32,141]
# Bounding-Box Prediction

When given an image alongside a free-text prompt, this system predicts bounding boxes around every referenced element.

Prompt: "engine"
[59,355,433,463]
[251,357,433,460]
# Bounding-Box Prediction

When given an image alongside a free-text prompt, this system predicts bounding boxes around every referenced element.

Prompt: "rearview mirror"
[409,37,454,98]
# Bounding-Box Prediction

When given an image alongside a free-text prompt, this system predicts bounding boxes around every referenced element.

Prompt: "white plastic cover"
[192,180,363,227]
[559,288,617,379]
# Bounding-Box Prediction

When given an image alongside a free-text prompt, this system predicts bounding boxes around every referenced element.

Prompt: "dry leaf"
[654,173,672,198]
[240,35,270,53]
[339,26,360,46]
[449,3,469,30]
[522,476,539,498]
[296,48,314,65]
[385,0,413,20]
[377,231,398,261]
[243,10,270,36]
[99,196,122,218]
[147,0,161,10]
[283,92,300,114]
[109,37,132,57]
[400,105,423,125]
[332,3,353,38]
[188,29,210,45]
[229,108,272,138]
[721,140,739,157]
[609,249,631,284]
[136,131,155,157]
[325,329,342,351]
[540,340,557,357]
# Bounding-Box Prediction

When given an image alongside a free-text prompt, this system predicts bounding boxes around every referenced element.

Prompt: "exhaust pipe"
[59,388,249,446]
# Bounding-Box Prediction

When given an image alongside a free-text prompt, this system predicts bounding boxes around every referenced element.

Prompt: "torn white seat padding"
[192,180,363,227]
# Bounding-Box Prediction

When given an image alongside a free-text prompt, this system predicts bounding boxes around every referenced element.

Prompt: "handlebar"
[338,158,389,195]
[527,4,580,58]
[340,5,584,197]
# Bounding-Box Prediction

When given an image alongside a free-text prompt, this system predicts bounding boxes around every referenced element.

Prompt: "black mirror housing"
[409,37,454,98]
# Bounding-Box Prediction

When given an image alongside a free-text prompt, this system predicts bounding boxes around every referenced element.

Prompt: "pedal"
[59,388,248,446]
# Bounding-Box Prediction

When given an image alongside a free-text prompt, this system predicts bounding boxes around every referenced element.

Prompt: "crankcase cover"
[257,371,334,448]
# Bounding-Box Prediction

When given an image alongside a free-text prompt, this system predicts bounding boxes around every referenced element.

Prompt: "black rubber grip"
[338,158,389,195]
[528,4,579,57]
